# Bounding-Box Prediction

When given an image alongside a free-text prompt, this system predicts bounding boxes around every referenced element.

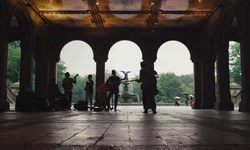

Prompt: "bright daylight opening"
[106,40,143,79]
[155,40,193,75]
[60,40,95,77]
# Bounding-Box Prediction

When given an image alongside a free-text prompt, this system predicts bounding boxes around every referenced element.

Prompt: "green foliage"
[130,72,194,104]
[9,41,21,47]
[229,42,242,86]
[70,74,96,103]
[6,42,194,104]
[179,74,194,89]
[72,75,86,102]
[157,73,183,103]
[7,41,21,85]
[57,61,67,90]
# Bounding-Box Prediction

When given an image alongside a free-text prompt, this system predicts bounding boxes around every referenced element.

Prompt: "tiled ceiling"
[24,0,224,30]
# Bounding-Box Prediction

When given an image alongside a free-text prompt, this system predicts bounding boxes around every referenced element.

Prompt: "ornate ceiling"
[23,0,224,31]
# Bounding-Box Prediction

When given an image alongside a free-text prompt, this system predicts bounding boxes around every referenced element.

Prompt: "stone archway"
[214,5,238,110]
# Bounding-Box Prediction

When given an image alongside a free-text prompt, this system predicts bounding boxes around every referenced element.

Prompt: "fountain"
[119,71,139,103]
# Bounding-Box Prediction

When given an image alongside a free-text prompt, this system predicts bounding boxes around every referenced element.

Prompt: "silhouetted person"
[175,98,181,106]
[136,61,158,114]
[84,74,94,110]
[62,72,78,107]
[185,95,189,106]
[105,70,121,111]
[47,77,62,109]
[96,83,109,109]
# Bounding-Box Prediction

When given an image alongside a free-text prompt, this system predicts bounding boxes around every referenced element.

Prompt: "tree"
[156,73,185,103]
[7,41,21,86]
[179,74,194,94]
[229,42,241,86]
[72,75,86,102]
[57,61,67,90]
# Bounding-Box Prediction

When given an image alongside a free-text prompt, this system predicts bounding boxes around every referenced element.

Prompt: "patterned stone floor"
[0,106,250,150]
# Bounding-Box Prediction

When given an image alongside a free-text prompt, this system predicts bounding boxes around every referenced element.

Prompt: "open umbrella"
[175,96,180,99]
[183,92,189,96]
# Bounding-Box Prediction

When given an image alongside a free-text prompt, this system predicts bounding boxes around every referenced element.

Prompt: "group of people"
[175,95,193,106]
[47,72,78,110]
[47,61,158,114]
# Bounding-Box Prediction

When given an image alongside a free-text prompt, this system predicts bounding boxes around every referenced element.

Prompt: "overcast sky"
[60,40,193,78]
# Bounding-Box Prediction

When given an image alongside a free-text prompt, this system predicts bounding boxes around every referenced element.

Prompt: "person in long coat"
[136,61,158,114]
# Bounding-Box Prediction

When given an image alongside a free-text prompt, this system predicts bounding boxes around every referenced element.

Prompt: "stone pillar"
[0,3,10,111]
[34,48,49,97]
[19,44,34,94]
[192,55,202,109]
[239,2,250,112]
[95,58,106,92]
[201,58,216,109]
[145,59,155,71]
[200,41,216,109]
[48,55,59,82]
[215,39,234,110]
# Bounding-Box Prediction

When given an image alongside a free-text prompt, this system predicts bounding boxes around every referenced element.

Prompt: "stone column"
[201,58,216,109]
[215,39,234,110]
[192,54,202,109]
[239,2,250,112]
[34,48,49,97]
[48,54,59,82]
[200,41,216,109]
[145,59,155,71]
[0,3,10,111]
[95,58,106,92]
[19,44,34,94]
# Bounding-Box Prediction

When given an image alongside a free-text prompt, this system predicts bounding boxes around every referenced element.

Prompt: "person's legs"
[149,90,157,114]
[142,89,148,113]
[89,93,93,109]
[68,91,72,108]
[106,91,113,111]
[185,99,189,106]
[64,91,72,109]
[114,91,119,111]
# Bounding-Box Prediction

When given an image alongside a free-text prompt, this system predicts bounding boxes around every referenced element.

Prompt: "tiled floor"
[0,106,250,150]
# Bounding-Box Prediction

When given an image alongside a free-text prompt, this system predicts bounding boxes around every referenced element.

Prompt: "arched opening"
[7,40,21,110]
[7,15,22,111]
[229,41,241,107]
[155,40,193,105]
[60,40,95,104]
[106,40,142,78]
[106,40,142,104]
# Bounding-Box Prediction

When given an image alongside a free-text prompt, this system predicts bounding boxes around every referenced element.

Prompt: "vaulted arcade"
[0,0,250,112]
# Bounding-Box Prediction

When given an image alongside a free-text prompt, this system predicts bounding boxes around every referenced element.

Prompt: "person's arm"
[136,70,143,83]
[73,74,78,84]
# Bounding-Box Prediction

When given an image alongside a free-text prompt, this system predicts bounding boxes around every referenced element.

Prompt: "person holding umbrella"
[175,96,181,106]
[183,92,189,106]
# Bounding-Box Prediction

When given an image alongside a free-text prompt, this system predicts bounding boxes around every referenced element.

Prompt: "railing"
[6,86,16,104]
[232,90,241,106]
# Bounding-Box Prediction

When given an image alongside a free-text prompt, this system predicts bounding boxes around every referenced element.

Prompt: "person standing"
[184,94,189,106]
[136,61,158,114]
[62,72,77,107]
[105,70,121,111]
[84,74,94,110]
[175,97,181,106]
